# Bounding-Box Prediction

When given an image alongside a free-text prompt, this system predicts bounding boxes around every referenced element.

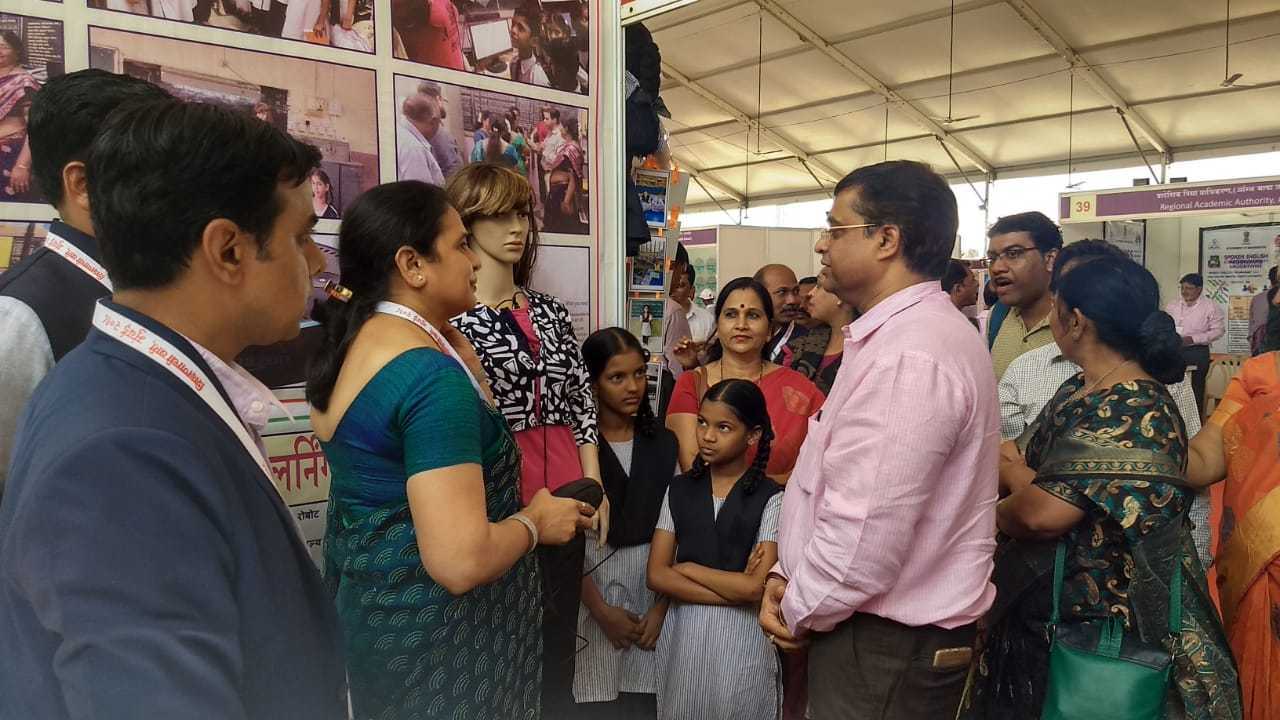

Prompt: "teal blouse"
[321,349,541,719]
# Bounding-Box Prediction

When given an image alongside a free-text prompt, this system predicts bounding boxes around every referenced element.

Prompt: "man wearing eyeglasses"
[759,160,998,719]
[986,211,1063,380]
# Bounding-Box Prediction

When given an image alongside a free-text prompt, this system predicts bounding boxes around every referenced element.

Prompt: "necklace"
[716,357,765,386]
[493,288,525,311]
[1071,359,1133,402]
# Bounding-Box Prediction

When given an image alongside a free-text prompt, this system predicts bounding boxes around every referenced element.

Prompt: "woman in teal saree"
[966,246,1240,719]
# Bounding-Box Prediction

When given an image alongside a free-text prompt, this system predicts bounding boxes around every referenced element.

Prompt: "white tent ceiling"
[648,0,1280,212]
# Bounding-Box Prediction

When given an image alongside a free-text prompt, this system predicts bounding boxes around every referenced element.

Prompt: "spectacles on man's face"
[818,223,878,243]
[986,245,1040,265]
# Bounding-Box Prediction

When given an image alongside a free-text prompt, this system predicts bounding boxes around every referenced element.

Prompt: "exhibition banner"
[1199,223,1280,354]
[1103,220,1145,265]
[1061,175,1280,224]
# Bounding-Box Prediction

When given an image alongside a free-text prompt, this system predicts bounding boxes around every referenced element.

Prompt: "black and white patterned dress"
[451,288,598,446]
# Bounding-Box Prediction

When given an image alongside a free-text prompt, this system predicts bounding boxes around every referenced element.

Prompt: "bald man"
[396,93,445,185]
[755,263,808,362]
[416,81,463,178]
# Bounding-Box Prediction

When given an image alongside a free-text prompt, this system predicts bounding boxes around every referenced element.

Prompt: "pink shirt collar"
[182,336,291,437]
[844,281,942,344]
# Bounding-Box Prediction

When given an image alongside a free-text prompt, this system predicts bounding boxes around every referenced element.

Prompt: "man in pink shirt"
[1164,272,1224,417]
[759,160,999,719]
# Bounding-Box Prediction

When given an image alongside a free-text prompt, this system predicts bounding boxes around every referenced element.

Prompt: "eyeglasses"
[818,223,878,243]
[986,245,1040,265]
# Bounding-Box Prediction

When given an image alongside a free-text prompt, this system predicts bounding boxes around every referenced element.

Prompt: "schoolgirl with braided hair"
[573,327,678,716]
[646,378,784,719]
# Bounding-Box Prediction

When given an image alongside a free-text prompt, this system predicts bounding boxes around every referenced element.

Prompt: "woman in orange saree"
[1188,352,1280,720]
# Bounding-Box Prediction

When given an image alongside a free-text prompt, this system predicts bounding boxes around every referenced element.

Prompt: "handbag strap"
[1168,550,1182,635]
[1051,538,1184,635]
[1050,540,1066,626]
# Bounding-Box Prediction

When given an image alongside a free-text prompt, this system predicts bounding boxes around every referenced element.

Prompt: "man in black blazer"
[0,100,348,719]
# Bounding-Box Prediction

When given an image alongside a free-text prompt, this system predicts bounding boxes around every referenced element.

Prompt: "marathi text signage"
[1061,176,1280,224]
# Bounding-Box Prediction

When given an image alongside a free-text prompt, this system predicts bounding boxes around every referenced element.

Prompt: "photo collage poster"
[0,0,601,564]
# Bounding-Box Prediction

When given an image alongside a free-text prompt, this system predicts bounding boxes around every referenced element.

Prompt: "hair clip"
[320,280,353,303]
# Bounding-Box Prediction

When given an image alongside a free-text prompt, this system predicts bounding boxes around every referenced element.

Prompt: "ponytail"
[634,387,658,437]
[485,118,509,164]
[305,294,380,411]
[304,181,453,410]
[742,423,774,494]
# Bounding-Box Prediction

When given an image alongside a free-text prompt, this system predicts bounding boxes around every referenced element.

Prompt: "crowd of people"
[397,83,588,235]
[0,69,1272,720]
[95,0,375,51]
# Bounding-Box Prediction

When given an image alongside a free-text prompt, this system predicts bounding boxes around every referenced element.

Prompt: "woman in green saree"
[306,182,595,719]
[966,247,1240,719]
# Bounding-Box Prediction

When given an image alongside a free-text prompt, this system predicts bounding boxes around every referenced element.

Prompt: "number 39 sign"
[1070,194,1097,220]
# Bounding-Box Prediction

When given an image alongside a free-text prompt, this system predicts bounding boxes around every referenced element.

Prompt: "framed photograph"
[89,0,375,54]
[394,73,590,235]
[0,219,49,274]
[391,0,589,95]
[635,168,669,228]
[89,26,380,219]
[628,298,663,351]
[629,232,665,291]
[0,13,65,204]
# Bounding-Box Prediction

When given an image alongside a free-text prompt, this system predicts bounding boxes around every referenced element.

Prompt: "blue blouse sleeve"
[395,354,485,476]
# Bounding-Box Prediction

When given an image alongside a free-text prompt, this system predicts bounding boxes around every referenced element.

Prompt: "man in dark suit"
[0,69,171,504]
[0,100,348,719]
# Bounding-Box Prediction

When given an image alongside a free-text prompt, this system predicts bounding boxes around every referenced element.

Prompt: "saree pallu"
[784,325,841,396]
[967,377,1241,720]
[0,70,39,203]
[1208,352,1280,720]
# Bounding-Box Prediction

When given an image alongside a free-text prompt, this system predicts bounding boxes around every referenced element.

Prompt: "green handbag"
[1042,540,1182,720]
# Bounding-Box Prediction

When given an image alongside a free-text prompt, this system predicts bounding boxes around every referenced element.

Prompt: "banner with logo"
[1199,223,1280,354]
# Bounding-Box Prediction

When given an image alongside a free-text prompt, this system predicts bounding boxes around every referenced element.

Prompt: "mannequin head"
[446,163,539,286]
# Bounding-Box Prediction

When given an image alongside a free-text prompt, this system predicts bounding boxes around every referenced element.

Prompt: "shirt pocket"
[791,414,830,495]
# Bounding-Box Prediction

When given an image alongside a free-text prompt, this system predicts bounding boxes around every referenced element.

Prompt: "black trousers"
[255,0,287,36]
[808,613,976,720]
[1181,344,1211,419]
[537,535,587,718]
